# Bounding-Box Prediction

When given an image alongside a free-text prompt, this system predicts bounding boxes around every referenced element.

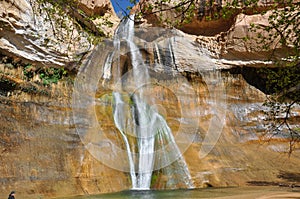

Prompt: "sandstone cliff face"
[76,30,300,190]
[0,0,119,70]
[79,0,112,16]
[0,76,129,198]
[0,0,126,198]
[1,0,300,198]
[135,0,293,61]
[135,0,247,36]
[0,0,87,69]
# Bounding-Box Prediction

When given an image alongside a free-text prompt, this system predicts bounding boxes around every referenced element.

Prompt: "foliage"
[131,0,250,26]
[251,0,300,53]
[23,64,69,86]
[253,1,300,153]
[261,63,300,153]
[32,0,108,47]
[150,170,160,187]
[134,0,199,26]
[39,67,68,85]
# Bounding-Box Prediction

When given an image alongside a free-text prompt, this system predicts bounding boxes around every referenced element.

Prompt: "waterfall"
[113,15,155,190]
[113,92,137,188]
[105,15,194,190]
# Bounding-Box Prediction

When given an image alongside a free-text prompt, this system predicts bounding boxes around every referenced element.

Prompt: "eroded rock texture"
[0,0,299,198]
[0,0,119,70]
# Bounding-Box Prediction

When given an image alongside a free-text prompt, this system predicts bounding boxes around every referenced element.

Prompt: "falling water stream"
[105,15,194,190]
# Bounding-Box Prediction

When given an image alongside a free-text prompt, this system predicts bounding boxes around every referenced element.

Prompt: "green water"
[58,187,299,199]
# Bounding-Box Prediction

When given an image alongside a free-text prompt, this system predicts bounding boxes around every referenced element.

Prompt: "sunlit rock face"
[73,27,300,191]
[0,2,300,199]
[78,0,113,16]
[134,0,276,36]
[0,65,130,198]
[126,30,300,188]
[0,0,119,70]
[1,40,300,196]
[134,0,293,60]
[0,0,88,69]
[77,0,120,37]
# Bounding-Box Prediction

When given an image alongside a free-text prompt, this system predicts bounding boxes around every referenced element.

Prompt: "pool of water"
[58,186,300,199]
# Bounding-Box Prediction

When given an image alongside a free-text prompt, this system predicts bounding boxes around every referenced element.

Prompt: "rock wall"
[0,0,300,198]
[135,0,297,59]
[1,54,299,198]
[128,31,300,188]
[0,62,130,198]
[0,0,119,70]
[0,0,126,198]
[70,26,300,191]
